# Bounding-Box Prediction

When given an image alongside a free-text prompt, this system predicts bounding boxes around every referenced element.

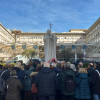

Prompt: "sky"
[0,0,100,33]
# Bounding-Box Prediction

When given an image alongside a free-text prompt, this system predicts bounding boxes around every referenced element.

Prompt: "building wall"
[0,24,15,43]
[0,24,15,61]
[14,32,86,45]
[86,18,100,43]
[85,18,100,61]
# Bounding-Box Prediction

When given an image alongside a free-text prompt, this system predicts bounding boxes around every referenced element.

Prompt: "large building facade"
[0,23,15,61]
[0,18,100,61]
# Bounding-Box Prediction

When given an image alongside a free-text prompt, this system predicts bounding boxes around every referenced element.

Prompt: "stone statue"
[44,29,57,61]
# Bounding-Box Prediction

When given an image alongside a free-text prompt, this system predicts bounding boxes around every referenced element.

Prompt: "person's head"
[64,62,71,70]
[70,64,76,71]
[41,61,44,66]
[10,70,17,76]
[19,60,23,65]
[51,63,57,68]
[56,63,61,68]
[24,65,30,70]
[61,61,65,68]
[78,62,83,68]
[8,64,14,71]
[34,59,40,65]
[2,64,9,70]
[44,62,50,68]
[14,62,21,68]
[89,63,94,67]
[66,62,71,68]
[87,62,94,69]
[28,61,33,66]
[36,64,42,72]
[20,64,25,70]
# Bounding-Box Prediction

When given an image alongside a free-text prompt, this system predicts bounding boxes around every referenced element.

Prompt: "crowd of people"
[0,59,100,100]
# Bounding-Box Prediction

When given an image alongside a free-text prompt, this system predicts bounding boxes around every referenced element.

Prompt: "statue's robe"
[44,33,57,61]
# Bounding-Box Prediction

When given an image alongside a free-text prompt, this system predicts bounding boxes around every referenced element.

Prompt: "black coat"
[54,67,63,90]
[87,67,95,77]
[35,67,56,96]
[2,70,10,80]
[13,67,25,83]
[91,67,100,94]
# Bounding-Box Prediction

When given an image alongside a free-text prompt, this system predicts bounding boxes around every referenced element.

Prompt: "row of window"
[19,36,82,39]
[19,37,43,39]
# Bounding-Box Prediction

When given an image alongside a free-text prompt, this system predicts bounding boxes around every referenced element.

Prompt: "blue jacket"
[23,70,32,91]
[75,73,91,99]
[13,67,25,83]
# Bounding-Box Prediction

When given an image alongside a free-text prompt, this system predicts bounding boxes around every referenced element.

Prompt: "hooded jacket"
[23,69,32,91]
[75,73,91,99]
[61,68,75,95]
[35,67,56,96]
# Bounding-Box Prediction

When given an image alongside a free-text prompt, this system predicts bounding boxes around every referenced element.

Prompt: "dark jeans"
[32,93,38,100]
[21,90,24,100]
[63,95,74,100]
[24,90,32,100]
[39,96,55,100]
[0,92,5,100]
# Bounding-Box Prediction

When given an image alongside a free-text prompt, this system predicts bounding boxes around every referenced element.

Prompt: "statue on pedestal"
[44,29,57,61]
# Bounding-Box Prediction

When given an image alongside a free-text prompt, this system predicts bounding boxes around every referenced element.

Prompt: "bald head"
[44,62,50,67]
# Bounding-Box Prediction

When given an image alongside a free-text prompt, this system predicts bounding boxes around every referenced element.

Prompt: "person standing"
[90,63,100,100]
[55,63,63,100]
[35,62,56,100]
[23,65,32,100]
[61,63,75,100]
[30,64,42,100]
[75,68,91,100]
[6,70,23,100]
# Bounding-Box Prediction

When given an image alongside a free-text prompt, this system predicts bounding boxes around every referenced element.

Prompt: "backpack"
[65,73,75,93]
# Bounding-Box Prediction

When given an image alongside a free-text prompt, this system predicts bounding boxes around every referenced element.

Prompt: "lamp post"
[83,49,86,60]
[72,45,77,62]
[83,45,87,61]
